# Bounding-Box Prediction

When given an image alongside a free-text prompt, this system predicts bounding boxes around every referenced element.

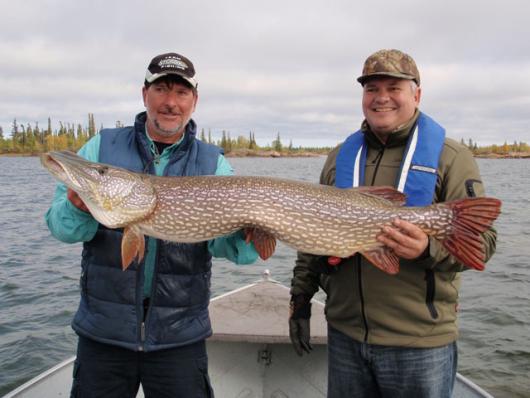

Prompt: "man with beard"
[46,52,258,397]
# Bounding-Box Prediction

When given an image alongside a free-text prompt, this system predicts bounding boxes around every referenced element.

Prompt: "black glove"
[289,294,312,356]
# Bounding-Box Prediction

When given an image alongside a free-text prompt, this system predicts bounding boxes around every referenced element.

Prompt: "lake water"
[0,156,529,397]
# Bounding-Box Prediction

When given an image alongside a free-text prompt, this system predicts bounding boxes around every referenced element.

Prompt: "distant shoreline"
[474,152,530,159]
[1,151,529,159]
[0,149,329,158]
[224,149,326,158]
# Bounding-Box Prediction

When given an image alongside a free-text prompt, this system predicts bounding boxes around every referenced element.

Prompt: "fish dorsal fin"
[245,227,277,260]
[121,226,145,270]
[356,186,406,206]
[361,247,400,274]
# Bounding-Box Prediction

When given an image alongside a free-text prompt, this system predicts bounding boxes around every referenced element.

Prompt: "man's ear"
[142,86,147,106]
[414,86,422,106]
[192,92,199,112]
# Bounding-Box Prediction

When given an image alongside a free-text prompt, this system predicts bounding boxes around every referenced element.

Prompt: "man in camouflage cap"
[289,49,497,397]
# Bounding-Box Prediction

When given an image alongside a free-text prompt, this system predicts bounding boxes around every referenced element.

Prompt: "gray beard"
[152,117,190,138]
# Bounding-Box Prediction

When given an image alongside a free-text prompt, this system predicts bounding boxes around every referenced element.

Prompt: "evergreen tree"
[77,124,84,139]
[58,121,66,135]
[34,122,43,145]
[0,126,8,153]
[47,117,52,137]
[221,130,227,152]
[26,123,33,138]
[200,128,206,141]
[272,132,283,152]
[208,129,212,144]
[88,113,96,137]
[25,123,37,152]
[11,118,20,151]
[227,131,232,152]
[248,131,257,150]
[20,124,27,151]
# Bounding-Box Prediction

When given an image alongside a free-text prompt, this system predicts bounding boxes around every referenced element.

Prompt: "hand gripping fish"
[41,151,501,274]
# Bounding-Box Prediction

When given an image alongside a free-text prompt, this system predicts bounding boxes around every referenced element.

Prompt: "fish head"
[41,151,157,228]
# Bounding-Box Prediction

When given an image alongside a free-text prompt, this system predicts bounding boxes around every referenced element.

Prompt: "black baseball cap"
[145,52,197,88]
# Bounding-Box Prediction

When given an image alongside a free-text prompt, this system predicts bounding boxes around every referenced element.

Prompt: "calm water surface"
[0,156,528,397]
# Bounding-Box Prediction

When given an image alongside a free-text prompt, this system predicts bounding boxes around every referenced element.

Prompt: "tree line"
[0,116,331,155]
[0,115,526,156]
[0,114,98,154]
[460,138,529,156]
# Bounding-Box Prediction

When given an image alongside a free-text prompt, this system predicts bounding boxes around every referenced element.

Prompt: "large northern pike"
[41,151,501,274]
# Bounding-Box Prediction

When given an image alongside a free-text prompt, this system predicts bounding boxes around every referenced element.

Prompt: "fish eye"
[98,166,108,176]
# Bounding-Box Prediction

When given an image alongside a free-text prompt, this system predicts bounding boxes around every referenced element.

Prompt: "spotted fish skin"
[41,151,501,273]
[142,176,444,257]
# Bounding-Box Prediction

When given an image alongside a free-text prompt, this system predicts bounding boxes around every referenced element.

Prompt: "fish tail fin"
[121,226,145,270]
[436,197,501,271]
[245,227,277,260]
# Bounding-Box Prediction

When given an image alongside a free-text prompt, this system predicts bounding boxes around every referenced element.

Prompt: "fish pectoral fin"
[361,247,400,274]
[247,228,276,260]
[244,228,253,244]
[121,226,145,271]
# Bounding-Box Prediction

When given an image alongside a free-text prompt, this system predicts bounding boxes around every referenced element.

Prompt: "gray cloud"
[1,0,529,147]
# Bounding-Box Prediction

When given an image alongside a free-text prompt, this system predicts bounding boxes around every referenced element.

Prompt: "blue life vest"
[335,112,445,206]
[72,112,221,352]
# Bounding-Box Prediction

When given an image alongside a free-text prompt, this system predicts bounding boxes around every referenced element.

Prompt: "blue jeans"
[327,326,457,398]
[70,336,214,398]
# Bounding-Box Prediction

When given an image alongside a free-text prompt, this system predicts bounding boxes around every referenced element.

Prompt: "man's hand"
[377,218,428,260]
[67,188,90,213]
[289,294,312,356]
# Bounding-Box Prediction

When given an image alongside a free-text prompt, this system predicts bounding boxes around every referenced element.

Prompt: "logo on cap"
[158,55,189,71]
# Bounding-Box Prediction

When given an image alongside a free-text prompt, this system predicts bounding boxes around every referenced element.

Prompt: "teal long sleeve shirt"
[45,132,258,297]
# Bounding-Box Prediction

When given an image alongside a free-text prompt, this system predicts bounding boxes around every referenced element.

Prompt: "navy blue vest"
[72,112,221,351]
[335,112,445,206]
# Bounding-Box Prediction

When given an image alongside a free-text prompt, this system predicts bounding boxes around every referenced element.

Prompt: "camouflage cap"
[357,49,420,86]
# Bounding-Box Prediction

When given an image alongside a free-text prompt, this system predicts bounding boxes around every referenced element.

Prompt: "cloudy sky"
[2,0,529,147]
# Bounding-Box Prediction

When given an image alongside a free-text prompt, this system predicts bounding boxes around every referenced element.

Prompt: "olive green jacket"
[291,111,497,348]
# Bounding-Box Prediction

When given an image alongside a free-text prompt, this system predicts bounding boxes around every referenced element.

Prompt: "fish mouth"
[40,151,98,191]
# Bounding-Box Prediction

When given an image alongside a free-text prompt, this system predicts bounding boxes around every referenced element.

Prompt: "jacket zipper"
[359,144,386,342]
[140,239,160,351]
[357,256,370,342]
[137,261,145,351]
[370,145,386,185]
